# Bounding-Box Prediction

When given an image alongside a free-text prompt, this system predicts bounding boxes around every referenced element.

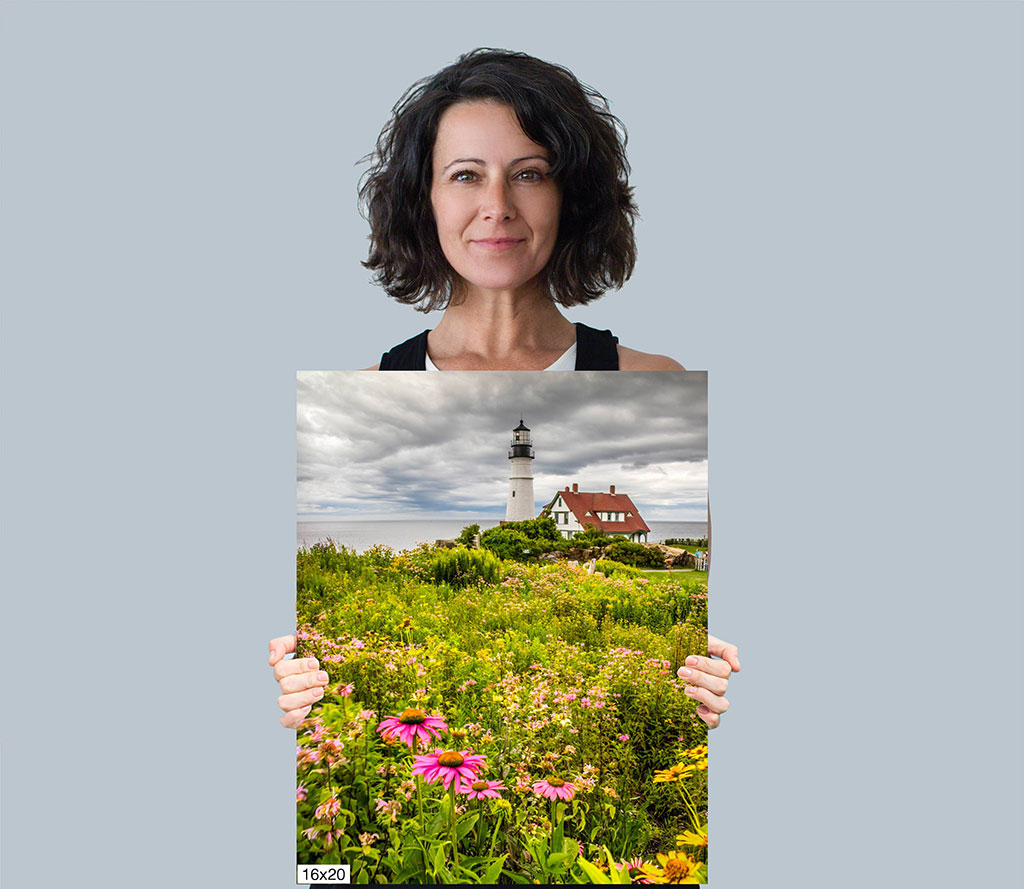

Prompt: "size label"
[297,863,351,884]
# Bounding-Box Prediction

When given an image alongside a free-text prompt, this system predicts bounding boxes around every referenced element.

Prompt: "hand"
[677,634,740,729]
[269,634,330,729]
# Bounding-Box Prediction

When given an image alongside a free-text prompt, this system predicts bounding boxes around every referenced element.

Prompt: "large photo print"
[295,371,709,884]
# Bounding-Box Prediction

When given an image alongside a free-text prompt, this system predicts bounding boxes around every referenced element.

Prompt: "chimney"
[610,485,615,494]
[572,483,578,493]
[564,485,570,492]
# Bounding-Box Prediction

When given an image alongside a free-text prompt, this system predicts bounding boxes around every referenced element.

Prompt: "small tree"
[480,527,537,561]
[456,523,480,547]
[570,524,613,548]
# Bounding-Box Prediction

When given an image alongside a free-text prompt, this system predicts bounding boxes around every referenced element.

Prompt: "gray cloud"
[297,372,707,520]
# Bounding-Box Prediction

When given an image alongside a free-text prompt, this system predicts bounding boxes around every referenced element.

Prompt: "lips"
[471,238,525,251]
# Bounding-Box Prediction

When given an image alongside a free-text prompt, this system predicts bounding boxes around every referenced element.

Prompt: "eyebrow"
[440,154,550,173]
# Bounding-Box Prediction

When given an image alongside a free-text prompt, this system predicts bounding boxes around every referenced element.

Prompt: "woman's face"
[430,101,561,298]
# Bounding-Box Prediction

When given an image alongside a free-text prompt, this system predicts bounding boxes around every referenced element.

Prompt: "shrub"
[570,525,613,547]
[456,523,480,547]
[426,546,502,588]
[596,558,641,578]
[604,539,665,568]
[498,515,562,542]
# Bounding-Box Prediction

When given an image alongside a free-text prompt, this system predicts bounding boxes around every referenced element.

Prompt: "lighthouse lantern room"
[505,418,536,521]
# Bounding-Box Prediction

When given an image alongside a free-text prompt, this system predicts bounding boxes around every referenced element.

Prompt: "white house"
[541,483,650,542]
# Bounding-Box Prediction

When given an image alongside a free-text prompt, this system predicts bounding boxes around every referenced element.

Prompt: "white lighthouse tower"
[505,418,536,521]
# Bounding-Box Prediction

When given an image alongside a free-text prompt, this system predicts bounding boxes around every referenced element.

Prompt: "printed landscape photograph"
[295,371,710,884]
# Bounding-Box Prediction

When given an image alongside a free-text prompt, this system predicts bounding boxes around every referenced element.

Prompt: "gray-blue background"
[2,2,1020,887]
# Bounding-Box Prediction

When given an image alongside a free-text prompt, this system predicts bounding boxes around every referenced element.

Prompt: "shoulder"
[616,345,685,371]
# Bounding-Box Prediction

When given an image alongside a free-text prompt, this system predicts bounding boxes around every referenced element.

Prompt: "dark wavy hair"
[359,48,639,312]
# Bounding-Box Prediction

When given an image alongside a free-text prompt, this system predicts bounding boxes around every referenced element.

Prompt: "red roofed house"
[541,483,650,542]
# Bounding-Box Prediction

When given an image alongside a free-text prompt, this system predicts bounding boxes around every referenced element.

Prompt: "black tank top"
[378,322,619,370]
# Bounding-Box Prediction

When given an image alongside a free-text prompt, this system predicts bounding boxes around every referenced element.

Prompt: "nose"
[480,178,515,222]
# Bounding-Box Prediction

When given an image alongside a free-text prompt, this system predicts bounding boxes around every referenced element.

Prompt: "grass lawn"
[640,569,709,583]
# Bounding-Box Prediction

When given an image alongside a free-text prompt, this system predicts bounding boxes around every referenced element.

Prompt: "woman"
[273,49,739,732]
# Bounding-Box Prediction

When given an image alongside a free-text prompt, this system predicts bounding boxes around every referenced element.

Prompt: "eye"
[515,168,546,182]
[450,169,479,183]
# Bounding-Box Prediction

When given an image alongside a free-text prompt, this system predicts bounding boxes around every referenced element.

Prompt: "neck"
[428,282,576,368]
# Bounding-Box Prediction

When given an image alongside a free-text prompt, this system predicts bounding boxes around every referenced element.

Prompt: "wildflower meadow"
[295,540,709,884]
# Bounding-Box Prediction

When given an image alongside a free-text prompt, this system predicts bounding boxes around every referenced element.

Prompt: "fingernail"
[678,668,692,678]
[308,659,319,670]
[684,686,697,697]
[317,671,329,682]
[313,687,324,698]
[686,655,699,666]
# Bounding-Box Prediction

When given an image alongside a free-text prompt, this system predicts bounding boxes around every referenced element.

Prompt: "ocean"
[296,519,708,553]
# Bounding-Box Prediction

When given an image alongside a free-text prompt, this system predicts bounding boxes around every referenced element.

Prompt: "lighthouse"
[505,418,536,521]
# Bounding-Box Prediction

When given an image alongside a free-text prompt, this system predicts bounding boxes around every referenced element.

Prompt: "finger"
[268,634,297,666]
[683,654,731,679]
[697,704,720,729]
[684,683,729,715]
[707,635,740,672]
[273,656,320,683]
[277,685,325,715]
[281,704,313,729]
[279,669,331,695]
[676,665,728,696]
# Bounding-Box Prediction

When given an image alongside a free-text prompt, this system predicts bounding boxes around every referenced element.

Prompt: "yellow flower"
[653,763,696,783]
[682,744,708,759]
[676,825,708,847]
[639,851,704,884]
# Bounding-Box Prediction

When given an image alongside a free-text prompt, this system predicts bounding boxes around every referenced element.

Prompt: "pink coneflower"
[336,683,355,698]
[458,779,505,800]
[377,708,448,748]
[617,734,629,742]
[621,857,649,872]
[296,784,308,802]
[351,638,365,649]
[358,709,376,721]
[411,749,487,791]
[532,777,576,801]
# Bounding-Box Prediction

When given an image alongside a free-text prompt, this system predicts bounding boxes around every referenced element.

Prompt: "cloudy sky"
[297,372,707,521]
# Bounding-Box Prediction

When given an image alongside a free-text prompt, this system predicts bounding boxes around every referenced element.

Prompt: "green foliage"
[478,516,563,562]
[426,546,503,588]
[480,527,534,561]
[595,559,641,578]
[456,523,481,547]
[663,538,708,547]
[500,515,562,542]
[295,544,709,882]
[568,525,613,548]
[603,539,665,568]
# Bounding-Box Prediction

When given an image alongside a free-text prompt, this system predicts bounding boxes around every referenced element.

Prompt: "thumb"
[268,634,297,666]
